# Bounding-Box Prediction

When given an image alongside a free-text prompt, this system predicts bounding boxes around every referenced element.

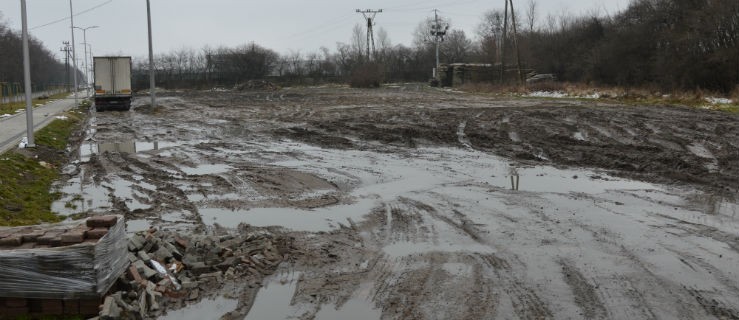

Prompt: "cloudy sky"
[0,0,630,60]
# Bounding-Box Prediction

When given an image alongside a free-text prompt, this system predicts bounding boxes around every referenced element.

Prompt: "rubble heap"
[233,80,280,91]
[99,226,290,319]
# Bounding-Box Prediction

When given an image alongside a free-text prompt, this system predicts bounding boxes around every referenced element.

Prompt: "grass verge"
[0,100,88,226]
[0,92,70,116]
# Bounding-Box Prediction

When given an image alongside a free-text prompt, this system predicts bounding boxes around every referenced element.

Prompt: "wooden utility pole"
[500,0,508,83]
[509,0,524,84]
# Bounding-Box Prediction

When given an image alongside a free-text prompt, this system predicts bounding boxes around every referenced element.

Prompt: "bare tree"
[526,0,538,32]
[441,29,472,63]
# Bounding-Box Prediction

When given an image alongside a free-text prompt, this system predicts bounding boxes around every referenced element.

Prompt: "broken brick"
[60,231,85,244]
[86,215,118,228]
[86,227,109,239]
[0,235,22,247]
[36,231,62,245]
[21,231,44,242]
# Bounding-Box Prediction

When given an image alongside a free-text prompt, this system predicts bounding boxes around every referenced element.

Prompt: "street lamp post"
[69,0,78,106]
[20,0,34,147]
[147,0,156,107]
[74,25,98,97]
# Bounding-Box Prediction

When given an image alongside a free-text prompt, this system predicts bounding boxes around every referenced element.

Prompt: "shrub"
[349,63,384,88]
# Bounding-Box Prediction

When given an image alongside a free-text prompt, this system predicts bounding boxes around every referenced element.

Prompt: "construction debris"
[102,226,290,319]
[233,80,280,91]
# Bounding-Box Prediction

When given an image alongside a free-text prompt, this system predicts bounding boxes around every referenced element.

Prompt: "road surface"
[0,93,81,154]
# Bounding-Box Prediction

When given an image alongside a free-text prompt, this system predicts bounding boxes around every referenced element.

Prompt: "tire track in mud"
[379,197,557,319]
[558,259,608,319]
[573,220,713,319]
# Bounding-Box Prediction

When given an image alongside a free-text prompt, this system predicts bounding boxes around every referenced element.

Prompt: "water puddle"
[442,262,473,277]
[195,141,672,232]
[78,140,201,162]
[245,272,380,320]
[199,198,378,231]
[245,272,302,319]
[314,281,380,320]
[159,296,238,320]
[126,219,151,233]
[179,164,233,176]
[382,241,495,258]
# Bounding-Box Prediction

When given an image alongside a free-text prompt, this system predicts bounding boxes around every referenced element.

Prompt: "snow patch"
[705,97,732,105]
[526,91,567,98]
[18,137,28,149]
[55,116,69,120]
[0,114,12,118]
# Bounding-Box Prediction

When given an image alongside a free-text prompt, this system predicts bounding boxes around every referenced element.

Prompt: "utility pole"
[21,0,35,147]
[430,9,449,79]
[500,0,509,84]
[355,9,382,62]
[60,41,71,92]
[147,0,156,108]
[69,0,78,107]
[508,0,524,84]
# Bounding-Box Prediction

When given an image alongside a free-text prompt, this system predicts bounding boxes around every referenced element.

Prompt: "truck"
[93,56,132,111]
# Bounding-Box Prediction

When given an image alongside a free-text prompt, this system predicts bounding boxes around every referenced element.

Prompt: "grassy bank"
[0,92,71,116]
[0,101,88,226]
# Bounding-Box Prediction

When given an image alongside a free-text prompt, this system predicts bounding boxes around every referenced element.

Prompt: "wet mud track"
[54,85,738,319]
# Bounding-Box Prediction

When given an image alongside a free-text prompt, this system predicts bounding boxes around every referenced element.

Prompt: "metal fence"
[0,82,67,105]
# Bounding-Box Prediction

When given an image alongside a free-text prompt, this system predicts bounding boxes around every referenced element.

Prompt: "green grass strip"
[0,102,86,226]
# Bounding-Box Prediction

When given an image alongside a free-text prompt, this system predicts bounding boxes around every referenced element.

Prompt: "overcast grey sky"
[0,0,630,60]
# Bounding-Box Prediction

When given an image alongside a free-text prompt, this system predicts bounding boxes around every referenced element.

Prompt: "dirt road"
[53,85,739,319]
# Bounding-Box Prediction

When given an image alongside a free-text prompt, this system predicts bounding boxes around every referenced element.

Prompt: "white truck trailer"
[93,56,132,111]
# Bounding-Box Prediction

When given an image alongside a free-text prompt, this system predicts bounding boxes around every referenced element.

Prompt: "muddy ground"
[55,84,738,319]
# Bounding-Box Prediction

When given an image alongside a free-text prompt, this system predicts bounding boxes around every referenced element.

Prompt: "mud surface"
[54,85,739,319]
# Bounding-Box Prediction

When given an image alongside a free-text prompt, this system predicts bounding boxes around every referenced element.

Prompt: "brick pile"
[0,215,116,249]
[0,215,128,319]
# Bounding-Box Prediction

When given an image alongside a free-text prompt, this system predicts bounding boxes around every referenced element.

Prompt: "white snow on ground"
[526,91,567,98]
[18,137,28,149]
[0,114,12,118]
[705,97,733,104]
[55,116,69,120]
[583,92,602,99]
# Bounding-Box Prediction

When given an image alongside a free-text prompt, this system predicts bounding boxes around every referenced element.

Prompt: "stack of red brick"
[0,296,101,318]
[0,215,116,249]
[0,215,128,319]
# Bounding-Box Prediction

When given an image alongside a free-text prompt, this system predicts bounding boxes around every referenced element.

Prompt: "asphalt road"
[0,93,82,154]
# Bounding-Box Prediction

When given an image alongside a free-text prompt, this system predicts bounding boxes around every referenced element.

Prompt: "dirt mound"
[233,80,280,91]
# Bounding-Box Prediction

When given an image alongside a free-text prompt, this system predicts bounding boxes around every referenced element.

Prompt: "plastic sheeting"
[0,215,129,299]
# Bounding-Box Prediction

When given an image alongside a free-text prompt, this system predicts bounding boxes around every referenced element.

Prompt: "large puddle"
[193,141,699,232]
[246,272,381,320]
[159,296,238,320]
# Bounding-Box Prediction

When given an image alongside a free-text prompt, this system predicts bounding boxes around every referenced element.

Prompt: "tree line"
[134,0,737,93]
[0,15,75,92]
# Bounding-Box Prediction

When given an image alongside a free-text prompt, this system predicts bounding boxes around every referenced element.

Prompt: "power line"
[286,13,355,40]
[31,0,113,30]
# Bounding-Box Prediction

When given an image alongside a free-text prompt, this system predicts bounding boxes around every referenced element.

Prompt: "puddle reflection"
[79,140,160,162]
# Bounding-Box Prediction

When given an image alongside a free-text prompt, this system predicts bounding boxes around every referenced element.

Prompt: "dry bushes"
[349,63,384,88]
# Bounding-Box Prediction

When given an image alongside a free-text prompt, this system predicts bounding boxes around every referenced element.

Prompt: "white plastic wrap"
[0,215,129,299]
